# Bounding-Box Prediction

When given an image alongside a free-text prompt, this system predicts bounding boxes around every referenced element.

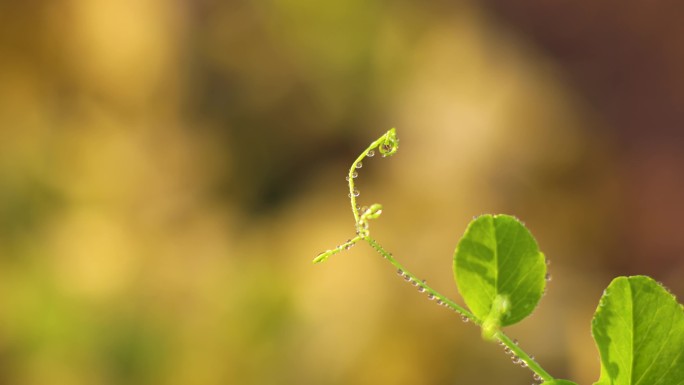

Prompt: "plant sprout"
[314,129,684,385]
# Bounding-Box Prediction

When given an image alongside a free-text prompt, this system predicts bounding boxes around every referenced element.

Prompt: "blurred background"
[0,1,683,384]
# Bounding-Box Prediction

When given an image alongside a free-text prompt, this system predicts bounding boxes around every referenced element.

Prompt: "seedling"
[313,129,684,385]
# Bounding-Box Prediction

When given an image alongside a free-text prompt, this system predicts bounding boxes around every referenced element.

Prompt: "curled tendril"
[357,204,383,237]
[378,128,399,157]
[314,129,398,264]
[349,128,398,230]
[361,204,383,221]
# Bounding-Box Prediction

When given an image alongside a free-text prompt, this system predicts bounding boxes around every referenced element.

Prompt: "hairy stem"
[365,237,476,321]
[497,332,553,382]
[365,236,552,382]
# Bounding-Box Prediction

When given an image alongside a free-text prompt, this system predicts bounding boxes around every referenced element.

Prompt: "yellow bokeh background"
[1,1,682,384]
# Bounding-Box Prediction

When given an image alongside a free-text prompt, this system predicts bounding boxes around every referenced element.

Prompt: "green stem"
[364,236,552,382]
[365,237,476,321]
[496,332,553,382]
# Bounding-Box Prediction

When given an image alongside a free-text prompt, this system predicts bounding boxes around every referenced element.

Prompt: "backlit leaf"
[453,214,546,327]
[592,275,684,385]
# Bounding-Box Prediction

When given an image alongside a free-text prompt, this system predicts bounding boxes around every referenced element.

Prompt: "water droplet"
[427,293,435,300]
[511,357,520,364]
[461,315,469,323]
[417,286,425,293]
[352,171,358,178]
[403,274,412,282]
[436,299,443,305]
[546,259,551,266]
[545,273,552,282]
[344,242,355,250]
[411,280,419,286]
[513,338,519,345]
[396,268,404,276]
[533,374,542,381]
[367,150,375,157]
[356,162,363,169]
[520,360,528,368]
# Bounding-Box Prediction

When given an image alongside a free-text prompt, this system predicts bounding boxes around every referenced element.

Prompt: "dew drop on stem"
[367,150,375,157]
[356,162,363,169]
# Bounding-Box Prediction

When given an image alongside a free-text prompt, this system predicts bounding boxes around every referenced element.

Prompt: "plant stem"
[496,332,553,382]
[365,236,553,382]
[365,237,476,321]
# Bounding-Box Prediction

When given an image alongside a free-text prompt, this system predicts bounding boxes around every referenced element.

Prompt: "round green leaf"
[453,214,546,326]
[592,275,684,385]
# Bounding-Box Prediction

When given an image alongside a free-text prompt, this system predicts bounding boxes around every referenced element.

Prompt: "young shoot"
[313,129,684,385]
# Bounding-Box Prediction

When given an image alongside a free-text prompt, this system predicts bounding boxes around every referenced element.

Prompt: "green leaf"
[592,275,684,385]
[453,214,546,327]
